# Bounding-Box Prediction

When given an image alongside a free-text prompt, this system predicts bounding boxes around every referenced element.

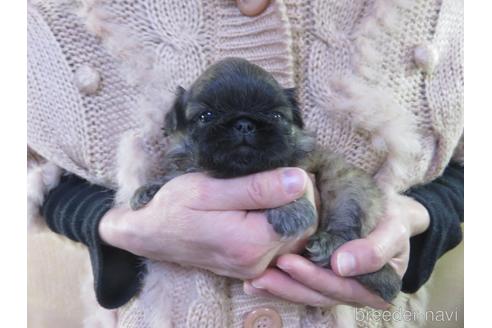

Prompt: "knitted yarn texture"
[27,0,463,327]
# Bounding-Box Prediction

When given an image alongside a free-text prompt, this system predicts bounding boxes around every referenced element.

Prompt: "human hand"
[244,193,430,309]
[99,168,317,280]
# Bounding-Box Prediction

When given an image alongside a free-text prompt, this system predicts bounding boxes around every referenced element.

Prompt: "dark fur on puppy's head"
[164,58,313,178]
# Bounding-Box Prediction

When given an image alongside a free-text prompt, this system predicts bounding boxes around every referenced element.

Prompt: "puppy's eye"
[269,111,284,119]
[198,111,216,123]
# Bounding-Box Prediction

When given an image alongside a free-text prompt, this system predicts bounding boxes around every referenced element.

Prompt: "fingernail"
[282,168,305,195]
[243,282,257,295]
[251,280,265,289]
[277,263,290,272]
[337,252,356,276]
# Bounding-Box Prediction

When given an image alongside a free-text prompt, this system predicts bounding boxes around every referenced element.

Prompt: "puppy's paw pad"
[130,184,161,210]
[356,264,402,302]
[266,197,316,237]
[305,232,346,267]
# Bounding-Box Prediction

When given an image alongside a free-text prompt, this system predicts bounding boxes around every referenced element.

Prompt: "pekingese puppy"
[130,57,401,302]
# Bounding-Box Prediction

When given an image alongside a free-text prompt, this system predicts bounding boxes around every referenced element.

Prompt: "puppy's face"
[164,58,307,178]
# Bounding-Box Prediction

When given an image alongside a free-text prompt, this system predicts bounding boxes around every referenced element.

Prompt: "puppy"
[131,57,401,302]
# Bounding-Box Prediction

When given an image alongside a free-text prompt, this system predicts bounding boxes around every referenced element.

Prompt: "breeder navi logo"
[355,307,459,323]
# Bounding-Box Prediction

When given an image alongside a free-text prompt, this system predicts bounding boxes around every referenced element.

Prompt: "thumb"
[186,168,310,211]
[331,221,399,277]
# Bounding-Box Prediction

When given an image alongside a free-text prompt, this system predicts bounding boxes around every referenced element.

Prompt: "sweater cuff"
[402,188,463,293]
[88,206,146,309]
[42,174,145,309]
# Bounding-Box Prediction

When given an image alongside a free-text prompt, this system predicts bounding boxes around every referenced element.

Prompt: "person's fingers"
[308,173,321,212]
[243,281,278,299]
[248,268,339,307]
[276,254,390,309]
[176,168,311,210]
[331,218,407,277]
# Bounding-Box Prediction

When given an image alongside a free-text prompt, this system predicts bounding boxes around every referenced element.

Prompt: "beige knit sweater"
[27,0,463,327]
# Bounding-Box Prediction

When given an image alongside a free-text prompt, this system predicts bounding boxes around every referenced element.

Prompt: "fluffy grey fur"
[130,58,401,302]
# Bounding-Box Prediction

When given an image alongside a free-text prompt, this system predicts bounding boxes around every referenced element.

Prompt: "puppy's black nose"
[234,119,256,134]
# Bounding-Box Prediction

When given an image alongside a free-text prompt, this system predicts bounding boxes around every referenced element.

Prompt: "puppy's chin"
[198,145,292,178]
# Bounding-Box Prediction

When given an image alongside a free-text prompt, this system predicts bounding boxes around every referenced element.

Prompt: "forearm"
[97,204,168,261]
[98,206,135,250]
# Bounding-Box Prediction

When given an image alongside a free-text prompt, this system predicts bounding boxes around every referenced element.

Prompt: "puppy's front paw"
[266,197,316,237]
[356,264,402,303]
[130,184,162,210]
[305,231,346,267]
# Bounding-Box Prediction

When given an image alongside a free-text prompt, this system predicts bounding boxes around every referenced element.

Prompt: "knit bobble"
[413,43,439,75]
[236,0,270,17]
[74,64,101,95]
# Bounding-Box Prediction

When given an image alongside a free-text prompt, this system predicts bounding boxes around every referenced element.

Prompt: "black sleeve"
[402,162,464,293]
[42,174,145,309]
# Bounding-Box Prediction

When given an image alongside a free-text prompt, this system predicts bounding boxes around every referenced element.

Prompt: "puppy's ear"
[163,86,187,136]
[284,88,304,128]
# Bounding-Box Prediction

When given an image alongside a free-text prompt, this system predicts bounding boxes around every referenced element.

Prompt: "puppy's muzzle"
[233,118,256,135]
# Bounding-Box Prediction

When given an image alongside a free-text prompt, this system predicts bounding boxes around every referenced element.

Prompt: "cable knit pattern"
[216,0,295,88]
[229,281,303,327]
[186,271,229,327]
[28,0,463,327]
[27,4,89,180]
[30,0,141,187]
[425,0,464,180]
[286,0,391,185]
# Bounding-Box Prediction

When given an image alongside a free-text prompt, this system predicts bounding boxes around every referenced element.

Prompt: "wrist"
[402,195,430,237]
[98,206,138,251]
[98,204,178,262]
